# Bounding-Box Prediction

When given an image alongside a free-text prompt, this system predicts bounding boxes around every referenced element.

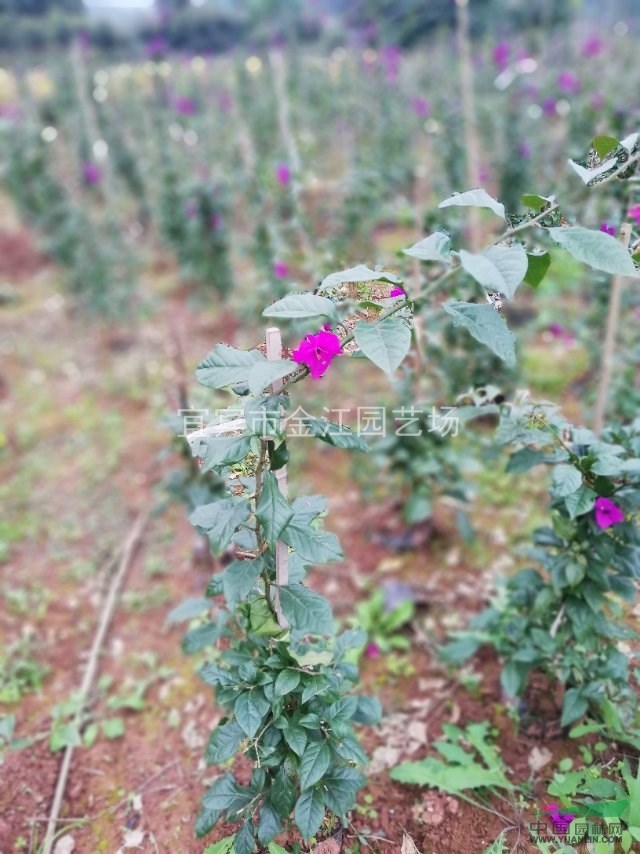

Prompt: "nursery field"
[1,6,640,854]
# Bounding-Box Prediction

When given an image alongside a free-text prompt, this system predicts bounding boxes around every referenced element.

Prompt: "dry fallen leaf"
[401,831,421,853]
[528,745,553,773]
[53,836,75,854]
[116,829,145,852]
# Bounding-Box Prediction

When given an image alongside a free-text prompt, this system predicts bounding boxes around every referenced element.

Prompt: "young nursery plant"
[178,130,640,849]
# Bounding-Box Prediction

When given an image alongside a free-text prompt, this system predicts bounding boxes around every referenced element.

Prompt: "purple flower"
[382,580,414,612]
[82,161,102,186]
[594,497,625,529]
[600,223,615,236]
[542,97,557,117]
[174,96,196,116]
[590,92,605,110]
[76,30,90,54]
[492,41,510,69]
[276,162,291,186]
[410,97,430,118]
[628,205,640,225]
[210,213,222,231]
[291,328,341,378]
[380,45,401,82]
[544,805,575,835]
[145,35,168,59]
[518,141,532,159]
[582,35,604,58]
[273,260,288,278]
[548,323,575,344]
[557,71,580,95]
[364,642,381,659]
[389,286,405,298]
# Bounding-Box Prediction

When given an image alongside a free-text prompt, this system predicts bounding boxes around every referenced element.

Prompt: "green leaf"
[271,766,297,817]
[182,619,226,654]
[203,835,237,853]
[403,232,451,262]
[280,519,343,565]
[524,251,551,288]
[352,696,382,725]
[235,689,270,738]
[189,499,251,555]
[294,787,325,839]
[390,758,510,791]
[561,688,588,727]
[258,804,282,846]
[547,226,639,277]
[551,464,583,498]
[299,740,331,790]
[206,720,246,763]
[244,395,286,439]
[166,597,211,625]
[248,360,296,395]
[196,345,265,389]
[196,807,223,839]
[521,193,553,210]
[501,660,527,697]
[223,558,264,608]
[198,435,251,472]
[249,599,283,637]
[353,318,411,374]
[234,820,256,854]
[256,473,294,547]
[281,719,307,756]
[459,244,527,299]
[101,717,125,739]
[279,584,334,635]
[318,264,402,293]
[322,766,365,817]
[443,301,516,365]
[274,669,301,697]
[592,135,619,159]
[267,845,288,854]
[439,188,505,219]
[302,417,369,451]
[202,773,241,812]
[565,486,597,519]
[506,448,545,474]
[263,294,337,321]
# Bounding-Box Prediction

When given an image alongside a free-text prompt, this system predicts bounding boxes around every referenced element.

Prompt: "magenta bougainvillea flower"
[582,35,605,58]
[600,223,616,236]
[82,162,102,185]
[542,97,557,117]
[273,260,288,279]
[364,643,381,659]
[389,286,405,298]
[292,328,341,378]
[174,96,196,116]
[557,71,581,95]
[492,42,510,69]
[627,205,640,225]
[410,97,430,118]
[276,163,291,186]
[594,497,625,529]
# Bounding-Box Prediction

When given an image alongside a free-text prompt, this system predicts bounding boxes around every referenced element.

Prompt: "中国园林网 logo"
[528,801,628,844]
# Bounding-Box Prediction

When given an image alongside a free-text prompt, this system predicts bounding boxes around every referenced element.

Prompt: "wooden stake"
[593,223,632,434]
[42,512,148,854]
[265,327,289,628]
[455,0,482,250]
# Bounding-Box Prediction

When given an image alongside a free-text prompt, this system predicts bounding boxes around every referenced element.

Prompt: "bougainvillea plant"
[444,404,640,732]
[176,131,640,849]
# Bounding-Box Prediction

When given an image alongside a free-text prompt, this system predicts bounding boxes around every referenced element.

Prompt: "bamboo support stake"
[42,512,148,854]
[265,326,289,628]
[455,0,482,250]
[593,223,632,435]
